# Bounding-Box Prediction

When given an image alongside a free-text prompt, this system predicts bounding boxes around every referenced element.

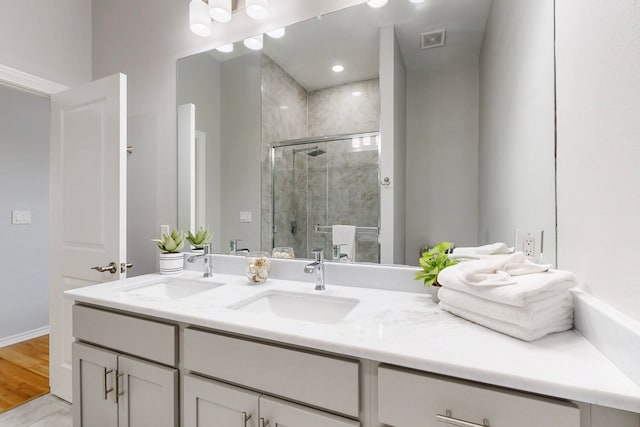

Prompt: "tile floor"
[0,394,71,427]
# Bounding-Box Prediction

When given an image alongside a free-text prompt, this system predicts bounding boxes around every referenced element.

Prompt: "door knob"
[120,262,133,273]
[91,262,118,274]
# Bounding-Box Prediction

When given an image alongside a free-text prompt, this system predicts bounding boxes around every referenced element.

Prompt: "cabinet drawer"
[73,305,177,366]
[378,365,579,427]
[184,328,360,417]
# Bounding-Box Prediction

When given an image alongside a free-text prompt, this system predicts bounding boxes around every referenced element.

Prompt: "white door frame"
[0,63,67,383]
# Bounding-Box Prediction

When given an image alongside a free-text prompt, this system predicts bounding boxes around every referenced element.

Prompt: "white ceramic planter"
[159,252,184,275]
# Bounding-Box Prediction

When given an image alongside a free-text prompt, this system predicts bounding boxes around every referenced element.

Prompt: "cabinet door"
[117,355,178,427]
[259,396,360,427]
[184,374,260,427]
[72,342,119,427]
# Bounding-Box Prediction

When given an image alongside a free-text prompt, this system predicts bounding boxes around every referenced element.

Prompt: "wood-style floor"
[0,335,50,414]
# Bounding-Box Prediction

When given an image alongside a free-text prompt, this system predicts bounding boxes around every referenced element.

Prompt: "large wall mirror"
[177,0,556,267]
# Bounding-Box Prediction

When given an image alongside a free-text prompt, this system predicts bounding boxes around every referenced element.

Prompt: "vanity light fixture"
[243,34,264,50]
[246,0,269,20]
[352,91,362,97]
[189,0,212,37]
[352,137,361,148]
[363,136,372,146]
[266,27,286,38]
[332,65,344,72]
[209,0,232,23]
[216,43,234,53]
[366,0,388,8]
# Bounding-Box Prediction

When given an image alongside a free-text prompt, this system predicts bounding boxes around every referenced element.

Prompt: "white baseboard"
[0,326,50,348]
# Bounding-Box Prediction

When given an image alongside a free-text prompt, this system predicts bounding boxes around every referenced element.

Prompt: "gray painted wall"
[405,62,480,263]
[478,0,556,264]
[556,0,640,323]
[220,54,263,253]
[0,85,50,340]
[0,0,91,86]
[177,54,222,252]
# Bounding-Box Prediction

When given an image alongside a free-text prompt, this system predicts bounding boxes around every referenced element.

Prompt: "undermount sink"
[123,278,225,299]
[229,290,359,324]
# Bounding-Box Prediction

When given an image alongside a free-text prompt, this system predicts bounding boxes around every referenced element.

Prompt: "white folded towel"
[438,287,573,329]
[440,302,574,341]
[453,252,552,286]
[438,264,577,307]
[332,225,356,262]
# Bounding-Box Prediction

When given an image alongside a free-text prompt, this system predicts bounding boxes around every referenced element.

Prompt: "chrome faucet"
[304,249,325,291]
[186,243,213,277]
[229,239,250,255]
[332,244,350,262]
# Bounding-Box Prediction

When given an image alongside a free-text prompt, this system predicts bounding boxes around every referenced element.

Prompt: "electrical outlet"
[514,228,543,262]
[160,225,170,236]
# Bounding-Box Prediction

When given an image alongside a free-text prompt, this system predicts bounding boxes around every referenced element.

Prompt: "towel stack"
[437,252,576,341]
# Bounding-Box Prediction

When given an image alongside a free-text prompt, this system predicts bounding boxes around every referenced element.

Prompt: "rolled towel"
[454,252,552,286]
[440,302,574,342]
[438,265,577,307]
[438,287,573,329]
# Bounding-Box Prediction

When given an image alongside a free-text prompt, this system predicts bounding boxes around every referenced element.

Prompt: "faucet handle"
[229,239,243,254]
[311,248,324,262]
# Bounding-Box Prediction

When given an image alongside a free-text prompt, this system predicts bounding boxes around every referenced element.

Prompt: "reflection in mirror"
[177,0,556,267]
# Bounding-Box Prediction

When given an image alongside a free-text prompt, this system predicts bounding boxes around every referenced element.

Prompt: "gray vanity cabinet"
[72,342,178,427]
[184,374,359,427]
[378,365,580,427]
[71,305,179,427]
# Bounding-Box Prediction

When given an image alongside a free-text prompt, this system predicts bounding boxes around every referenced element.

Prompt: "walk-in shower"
[271,132,381,262]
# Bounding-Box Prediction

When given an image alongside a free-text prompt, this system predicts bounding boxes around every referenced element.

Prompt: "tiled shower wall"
[261,54,381,262]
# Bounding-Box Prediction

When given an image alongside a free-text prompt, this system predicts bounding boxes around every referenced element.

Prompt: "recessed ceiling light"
[243,34,264,50]
[352,91,362,97]
[266,27,286,38]
[216,43,234,53]
[366,0,388,8]
[332,65,344,72]
[279,105,289,110]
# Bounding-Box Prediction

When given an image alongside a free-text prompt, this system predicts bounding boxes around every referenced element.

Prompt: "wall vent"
[420,30,446,49]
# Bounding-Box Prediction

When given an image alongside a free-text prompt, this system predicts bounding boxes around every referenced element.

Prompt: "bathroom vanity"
[66,268,640,427]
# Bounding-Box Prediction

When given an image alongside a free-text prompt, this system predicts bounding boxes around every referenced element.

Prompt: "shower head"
[292,145,326,157]
[307,148,326,157]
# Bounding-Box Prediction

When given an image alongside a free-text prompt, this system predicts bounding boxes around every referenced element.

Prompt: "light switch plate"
[240,211,252,223]
[12,210,31,225]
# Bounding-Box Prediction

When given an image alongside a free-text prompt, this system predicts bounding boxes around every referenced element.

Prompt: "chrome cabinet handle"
[103,368,114,400]
[120,262,133,273]
[115,371,125,404]
[241,412,252,427]
[436,410,490,427]
[91,262,118,274]
[259,417,269,427]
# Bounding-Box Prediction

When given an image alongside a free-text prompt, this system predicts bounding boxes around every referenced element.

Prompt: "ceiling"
[208,0,492,91]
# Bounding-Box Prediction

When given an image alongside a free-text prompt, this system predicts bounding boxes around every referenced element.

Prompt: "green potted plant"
[186,227,212,250]
[415,241,458,303]
[152,229,185,274]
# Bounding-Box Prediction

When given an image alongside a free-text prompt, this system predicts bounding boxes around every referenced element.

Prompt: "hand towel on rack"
[438,287,573,329]
[332,225,356,261]
[439,302,574,341]
[453,252,552,286]
[438,265,577,307]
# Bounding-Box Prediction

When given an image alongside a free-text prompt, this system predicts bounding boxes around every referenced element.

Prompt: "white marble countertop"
[65,270,640,413]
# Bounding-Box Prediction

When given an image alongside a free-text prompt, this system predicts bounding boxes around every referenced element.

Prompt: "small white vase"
[159,252,184,275]
[430,285,441,304]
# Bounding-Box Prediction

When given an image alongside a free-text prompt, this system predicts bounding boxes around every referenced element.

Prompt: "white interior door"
[49,73,127,402]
